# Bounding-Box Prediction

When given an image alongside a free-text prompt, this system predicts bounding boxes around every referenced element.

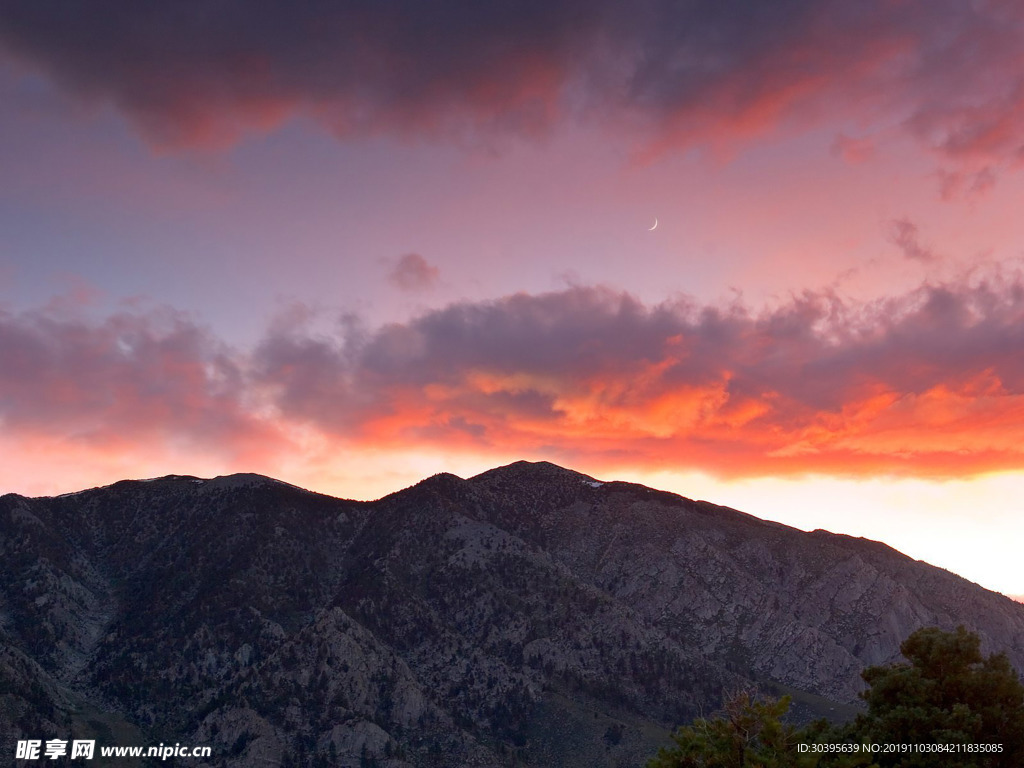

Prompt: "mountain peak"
[469,459,598,485]
[204,473,305,491]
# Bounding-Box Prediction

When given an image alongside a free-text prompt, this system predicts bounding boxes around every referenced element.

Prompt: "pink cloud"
[831,134,875,165]
[0,305,284,463]
[389,254,440,292]
[2,0,1024,173]
[888,217,937,263]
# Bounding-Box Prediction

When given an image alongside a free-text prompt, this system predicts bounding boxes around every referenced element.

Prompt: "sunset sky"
[2,1,1024,597]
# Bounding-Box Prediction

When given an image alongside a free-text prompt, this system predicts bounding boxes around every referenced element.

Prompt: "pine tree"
[646,627,1024,768]
[647,690,820,767]
[853,626,1024,767]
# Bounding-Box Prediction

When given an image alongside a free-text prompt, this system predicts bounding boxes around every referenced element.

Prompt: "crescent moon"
[648,218,658,231]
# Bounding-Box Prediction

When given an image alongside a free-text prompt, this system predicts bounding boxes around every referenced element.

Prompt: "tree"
[646,627,1024,768]
[646,690,827,768]
[853,625,1024,768]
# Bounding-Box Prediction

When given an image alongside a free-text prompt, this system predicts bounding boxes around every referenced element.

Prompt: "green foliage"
[853,625,1024,767]
[646,691,821,768]
[647,627,1024,768]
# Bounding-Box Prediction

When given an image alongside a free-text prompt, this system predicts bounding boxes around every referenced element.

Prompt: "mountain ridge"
[2,461,1022,767]
[15,464,986,582]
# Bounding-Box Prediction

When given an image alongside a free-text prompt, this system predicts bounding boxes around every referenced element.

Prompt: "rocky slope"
[2,461,1023,767]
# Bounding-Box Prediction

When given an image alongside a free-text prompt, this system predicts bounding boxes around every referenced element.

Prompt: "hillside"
[2,461,1023,767]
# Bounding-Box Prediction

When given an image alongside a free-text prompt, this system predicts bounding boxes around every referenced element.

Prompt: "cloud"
[8,278,1024,483]
[830,134,874,165]
[0,0,587,148]
[887,218,937,263]
[0,305,283,462]
[389,253,440,292]
[937,167,998,202]
[2,0,1024,168]
[254,278,1024,479]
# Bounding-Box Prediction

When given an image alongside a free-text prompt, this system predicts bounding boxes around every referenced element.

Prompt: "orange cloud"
[253,279,1024,479]
[8,278,1024,488]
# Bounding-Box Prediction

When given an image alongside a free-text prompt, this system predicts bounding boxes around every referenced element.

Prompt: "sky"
[2,1,1024,597]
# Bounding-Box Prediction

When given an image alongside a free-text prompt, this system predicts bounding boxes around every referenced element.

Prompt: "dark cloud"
[2,0,1023,166]
[389,253,440,292]
[8,279,1024,479]
[0,0,598,146]
[888,218,937,263]
[253,279,1024,477]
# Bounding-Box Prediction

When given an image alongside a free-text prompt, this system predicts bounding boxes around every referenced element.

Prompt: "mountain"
[2,461,1023,767]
